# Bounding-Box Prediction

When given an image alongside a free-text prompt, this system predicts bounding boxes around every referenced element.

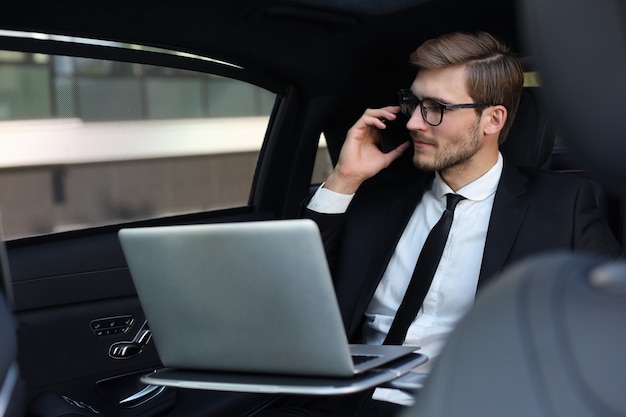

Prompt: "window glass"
[311,136,333,185]
[0,51,275,239]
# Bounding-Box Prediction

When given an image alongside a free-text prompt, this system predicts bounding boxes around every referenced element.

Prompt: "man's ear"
[483,105,507,136]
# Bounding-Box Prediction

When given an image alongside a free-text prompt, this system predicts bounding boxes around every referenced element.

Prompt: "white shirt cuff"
[306,183,354,214]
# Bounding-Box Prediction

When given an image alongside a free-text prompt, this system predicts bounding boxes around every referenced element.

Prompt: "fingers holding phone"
[325,107,410,194]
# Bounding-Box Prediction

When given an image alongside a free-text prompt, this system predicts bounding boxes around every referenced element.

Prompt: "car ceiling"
[0,0,521,98]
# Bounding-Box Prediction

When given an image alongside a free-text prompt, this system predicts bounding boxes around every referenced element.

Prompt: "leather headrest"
[500,87,555,169]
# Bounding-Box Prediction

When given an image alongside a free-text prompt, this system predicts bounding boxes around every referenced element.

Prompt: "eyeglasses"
[398,89,491,127]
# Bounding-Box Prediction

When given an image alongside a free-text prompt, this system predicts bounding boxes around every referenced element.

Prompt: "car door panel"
[11,211,277,416]
[12,233,171,416]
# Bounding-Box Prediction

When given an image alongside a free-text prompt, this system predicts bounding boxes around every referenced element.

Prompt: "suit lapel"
[479,163,528,285]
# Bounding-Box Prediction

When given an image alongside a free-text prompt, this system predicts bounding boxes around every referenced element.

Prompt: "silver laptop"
[118,219,421,380]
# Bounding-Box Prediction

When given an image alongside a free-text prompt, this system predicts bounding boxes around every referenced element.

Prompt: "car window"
[0,48,276,240]
[311,136,332,185]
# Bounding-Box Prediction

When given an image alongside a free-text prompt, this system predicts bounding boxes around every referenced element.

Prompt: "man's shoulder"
[511,164,596,189]
[506,164,602,203]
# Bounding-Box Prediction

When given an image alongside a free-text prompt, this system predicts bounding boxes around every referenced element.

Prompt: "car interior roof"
[0,0,521,97]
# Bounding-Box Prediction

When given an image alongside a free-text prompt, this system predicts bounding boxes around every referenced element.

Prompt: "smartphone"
[379,115,410,153]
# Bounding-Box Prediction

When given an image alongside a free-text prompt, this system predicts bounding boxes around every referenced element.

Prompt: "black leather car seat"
[500,86,555,169]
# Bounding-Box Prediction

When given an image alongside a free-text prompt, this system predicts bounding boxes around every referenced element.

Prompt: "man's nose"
[406,108,428,131]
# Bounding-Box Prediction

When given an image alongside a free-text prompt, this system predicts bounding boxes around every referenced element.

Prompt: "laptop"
[118,219,423,388]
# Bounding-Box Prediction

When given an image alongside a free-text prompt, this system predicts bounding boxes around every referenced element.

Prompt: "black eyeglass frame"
[398,88,492,127]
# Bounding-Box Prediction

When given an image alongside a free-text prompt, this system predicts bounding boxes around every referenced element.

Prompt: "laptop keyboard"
[351,354,378,365]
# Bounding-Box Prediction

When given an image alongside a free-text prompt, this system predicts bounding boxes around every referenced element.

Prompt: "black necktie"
[384,193,465,345]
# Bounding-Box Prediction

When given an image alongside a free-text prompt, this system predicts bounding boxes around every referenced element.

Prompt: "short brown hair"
[409,32,523,143]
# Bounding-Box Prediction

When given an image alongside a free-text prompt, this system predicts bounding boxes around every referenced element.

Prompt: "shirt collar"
[432,152,503,202]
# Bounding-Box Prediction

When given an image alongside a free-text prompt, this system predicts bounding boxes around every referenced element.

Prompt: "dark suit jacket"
[304,161,623,340]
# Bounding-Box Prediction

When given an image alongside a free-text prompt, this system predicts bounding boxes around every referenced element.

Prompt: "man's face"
[406,66,484,172]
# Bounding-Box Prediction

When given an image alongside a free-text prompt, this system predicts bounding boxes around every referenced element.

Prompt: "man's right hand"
[324,106,410,195]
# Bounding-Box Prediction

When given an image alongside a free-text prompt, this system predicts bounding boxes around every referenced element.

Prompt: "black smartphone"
[379,114,410,153]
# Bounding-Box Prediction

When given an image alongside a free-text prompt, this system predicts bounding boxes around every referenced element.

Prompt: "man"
[263,31,622,417]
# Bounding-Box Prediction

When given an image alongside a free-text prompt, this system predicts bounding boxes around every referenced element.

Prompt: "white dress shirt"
[307,153,503,405]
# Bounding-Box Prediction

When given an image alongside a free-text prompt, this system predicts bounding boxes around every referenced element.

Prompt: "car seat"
[500,86,554,169]
[400,252,626,417]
